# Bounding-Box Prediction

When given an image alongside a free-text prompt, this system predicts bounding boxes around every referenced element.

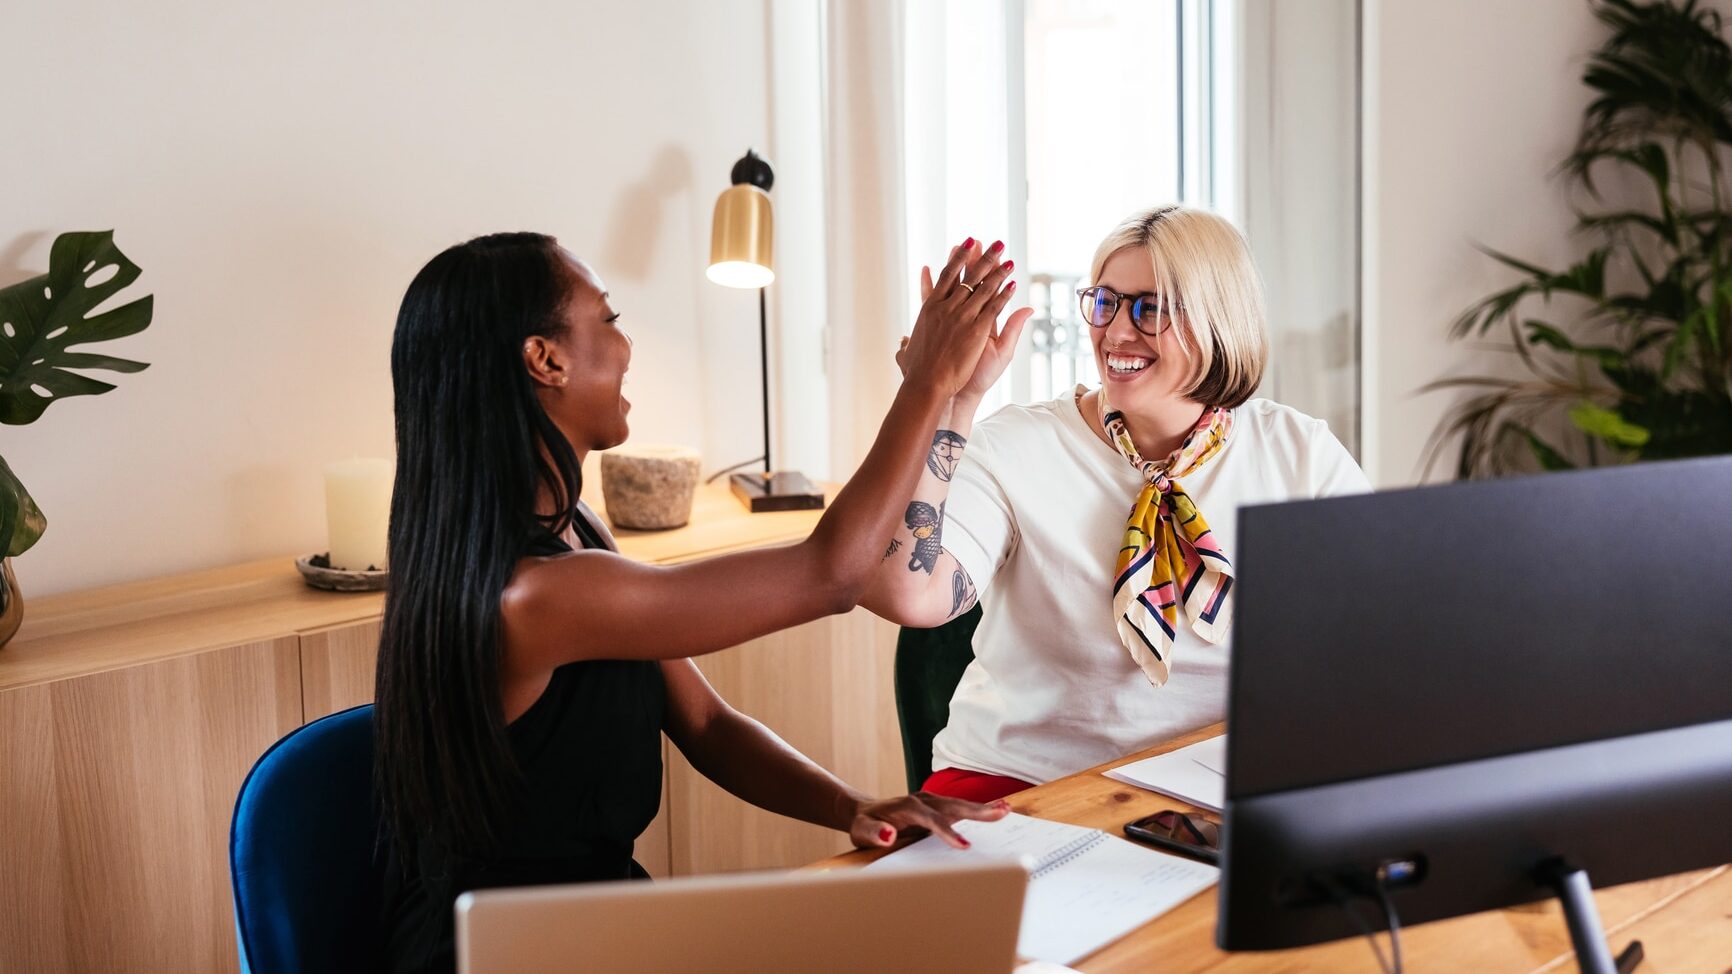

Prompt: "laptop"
[455,860,1029,974]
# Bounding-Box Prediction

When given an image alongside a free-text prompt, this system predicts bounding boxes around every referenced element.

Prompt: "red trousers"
[920,767,1037,803]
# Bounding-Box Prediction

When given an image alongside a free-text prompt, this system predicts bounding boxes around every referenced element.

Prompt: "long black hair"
[375,232,587,855]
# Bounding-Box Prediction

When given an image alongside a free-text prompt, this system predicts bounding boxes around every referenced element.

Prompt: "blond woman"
[862,205,1370,801]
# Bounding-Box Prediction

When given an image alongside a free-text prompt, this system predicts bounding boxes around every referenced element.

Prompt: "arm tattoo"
[949,568,977,617]
[904,500,944,574]
[926,430,967,482]
[883,538,902,560]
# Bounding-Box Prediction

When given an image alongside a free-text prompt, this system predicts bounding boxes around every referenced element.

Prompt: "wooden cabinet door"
[666,608,902,875]
[0,638,303,974]
[300,619,382,720]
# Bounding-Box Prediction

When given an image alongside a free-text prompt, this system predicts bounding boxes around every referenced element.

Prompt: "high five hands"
[897,238,1035,399]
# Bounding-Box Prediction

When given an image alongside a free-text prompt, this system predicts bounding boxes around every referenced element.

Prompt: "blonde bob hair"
[1088,205,1268,409]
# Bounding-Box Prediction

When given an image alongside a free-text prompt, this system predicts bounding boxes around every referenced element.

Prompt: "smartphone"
[1123,809,1221,865]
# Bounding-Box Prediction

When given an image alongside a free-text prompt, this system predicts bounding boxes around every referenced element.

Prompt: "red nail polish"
[1003,259,1014,272]
[1007,281,1017,292]
[960,838,972,848]
[879,827,895,843]
[962,237,975,249]
[988,240,1004,253]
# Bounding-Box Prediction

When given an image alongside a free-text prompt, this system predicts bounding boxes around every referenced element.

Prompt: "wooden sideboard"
[0,483,903,973]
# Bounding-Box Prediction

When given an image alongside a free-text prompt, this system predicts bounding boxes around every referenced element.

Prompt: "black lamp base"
[730,471,827,513]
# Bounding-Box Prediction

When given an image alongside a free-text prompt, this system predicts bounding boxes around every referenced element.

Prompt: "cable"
[704,456,766,485]
[1323,874,1400,974]
[1373,866,1406,974]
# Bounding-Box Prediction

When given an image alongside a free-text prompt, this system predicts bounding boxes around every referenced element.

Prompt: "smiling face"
[524,254,634,453]
[1088,246,1195,417]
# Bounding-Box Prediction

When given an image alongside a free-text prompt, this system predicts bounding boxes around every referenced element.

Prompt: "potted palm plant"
[0,230,153,647]
[1428,0,1732,477]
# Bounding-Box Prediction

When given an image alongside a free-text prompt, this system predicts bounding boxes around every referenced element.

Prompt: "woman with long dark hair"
[376,231,1026,972]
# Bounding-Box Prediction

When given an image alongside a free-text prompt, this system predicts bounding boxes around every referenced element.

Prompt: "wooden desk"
[0,481,906,974]
[813,726,1732,972]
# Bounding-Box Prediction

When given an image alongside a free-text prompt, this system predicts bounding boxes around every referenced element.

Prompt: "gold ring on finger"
[959,281,977,294]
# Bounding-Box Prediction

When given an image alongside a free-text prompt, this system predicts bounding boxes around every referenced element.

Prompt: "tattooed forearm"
[949,568,977,617]
[926,430,967,482]
[883,538,902,560]
[904,500,944,574]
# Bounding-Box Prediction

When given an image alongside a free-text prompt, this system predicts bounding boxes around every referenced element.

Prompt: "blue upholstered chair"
[229,703,386,973]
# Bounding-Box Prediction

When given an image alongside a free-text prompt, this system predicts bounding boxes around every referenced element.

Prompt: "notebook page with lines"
[866,813,1218,964]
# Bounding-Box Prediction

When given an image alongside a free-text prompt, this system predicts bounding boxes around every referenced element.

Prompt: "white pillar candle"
[324,458,393,571]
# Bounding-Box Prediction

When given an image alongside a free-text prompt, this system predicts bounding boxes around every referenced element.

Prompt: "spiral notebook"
[865,813,1218,965]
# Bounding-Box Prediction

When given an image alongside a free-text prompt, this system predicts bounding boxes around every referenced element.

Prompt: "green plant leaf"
[1525,319,1628,371]
[1575,208,1679,246]
[1569,401,1651,448]
[1519,429,1578,471]
[0,230,153,426]
[1620,386,1732,458]
[1524,320,1579,351]
[1708,275,1732,357]
[0,454,45,558]
[1478,246,1557,280]
[1438,0,1732,479]
[1451,281,1535,337]
[1664,303,1708,380]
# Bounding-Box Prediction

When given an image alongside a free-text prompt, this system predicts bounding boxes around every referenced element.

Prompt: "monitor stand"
[1537,860,1643,974]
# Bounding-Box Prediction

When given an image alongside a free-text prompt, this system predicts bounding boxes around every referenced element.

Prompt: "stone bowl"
[601,445,703,530]
[295,552,389,592]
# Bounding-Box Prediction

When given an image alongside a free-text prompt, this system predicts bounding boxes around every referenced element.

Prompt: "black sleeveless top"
[382,521,666,974]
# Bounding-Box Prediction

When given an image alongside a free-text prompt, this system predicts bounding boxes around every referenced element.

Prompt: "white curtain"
[771,0,1041,477]
[786,0,1363,474]
[818,0,913,475]
[1233,0,1362,455]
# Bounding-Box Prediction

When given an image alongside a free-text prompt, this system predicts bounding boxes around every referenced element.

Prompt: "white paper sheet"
[1187,734,1228,775]
[1102,735,1228,812]
[866,814,1218,965]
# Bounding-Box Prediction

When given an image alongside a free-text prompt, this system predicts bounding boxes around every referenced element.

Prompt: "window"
[898,0,1358,453]
[903,0,1224,408]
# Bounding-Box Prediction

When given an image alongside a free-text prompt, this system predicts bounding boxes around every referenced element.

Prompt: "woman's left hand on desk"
[849,793,1010,850]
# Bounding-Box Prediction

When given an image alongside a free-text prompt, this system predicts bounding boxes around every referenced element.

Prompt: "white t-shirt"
[932,393,1371,784]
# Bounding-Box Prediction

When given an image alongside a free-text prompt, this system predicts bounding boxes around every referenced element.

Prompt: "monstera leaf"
[0,230,152,558]
[0,230,153,426]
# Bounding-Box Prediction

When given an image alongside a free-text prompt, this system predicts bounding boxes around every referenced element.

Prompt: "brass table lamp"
[707,148,825,513]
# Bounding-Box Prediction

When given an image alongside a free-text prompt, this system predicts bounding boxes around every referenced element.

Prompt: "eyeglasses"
[1076,286,1183,336]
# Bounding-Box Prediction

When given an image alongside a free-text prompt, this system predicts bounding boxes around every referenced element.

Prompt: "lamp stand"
[730,287,826,513]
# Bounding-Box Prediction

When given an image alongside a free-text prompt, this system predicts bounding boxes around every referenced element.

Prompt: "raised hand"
[898,240,1034,403]
[898,239,1022,398]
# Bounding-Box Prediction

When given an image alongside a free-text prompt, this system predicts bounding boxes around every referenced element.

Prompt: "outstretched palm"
[899,260,1033,401]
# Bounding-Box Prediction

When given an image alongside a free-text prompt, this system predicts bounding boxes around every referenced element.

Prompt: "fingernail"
[993,799,1011,809]
[1003,260,1014,272]
[1007,281,1017,292]
[879,827,895,843]
[962,237,975,249]
[960,837,972,849]
[988,240,1004,254]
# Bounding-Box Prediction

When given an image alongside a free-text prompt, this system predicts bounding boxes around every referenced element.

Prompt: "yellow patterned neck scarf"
[1097,389,1236,687]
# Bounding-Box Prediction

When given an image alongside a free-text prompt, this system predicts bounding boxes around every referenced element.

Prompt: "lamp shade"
[707,182,775,289]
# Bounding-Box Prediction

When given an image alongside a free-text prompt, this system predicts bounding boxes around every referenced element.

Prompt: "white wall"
[1,0,778,596]
[1362,0,1612,486]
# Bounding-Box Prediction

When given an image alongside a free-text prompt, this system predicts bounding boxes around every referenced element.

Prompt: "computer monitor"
[1217,456,1732,972]
[454,860,1028,974]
